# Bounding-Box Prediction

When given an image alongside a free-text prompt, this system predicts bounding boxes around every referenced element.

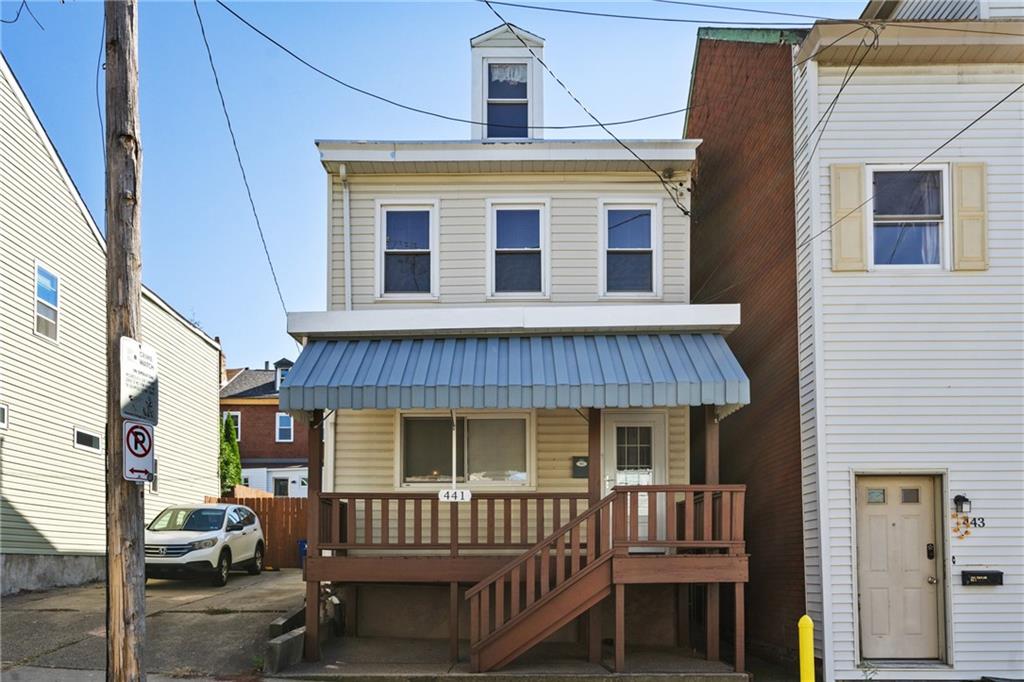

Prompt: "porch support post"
[734,582,745,673]
[587,408,603,664]
[303,409,325,662]
[703,406,720,662]
[449,582,459,664]
[614,583,625,672]
[676,584,690,649]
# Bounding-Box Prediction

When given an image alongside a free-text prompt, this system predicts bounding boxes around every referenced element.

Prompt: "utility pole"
[104,2,145,680]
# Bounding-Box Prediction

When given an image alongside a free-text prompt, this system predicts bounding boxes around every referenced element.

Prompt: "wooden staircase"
[466,494,616,672]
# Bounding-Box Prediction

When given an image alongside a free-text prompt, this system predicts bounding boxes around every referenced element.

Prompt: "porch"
[281,329,750,674]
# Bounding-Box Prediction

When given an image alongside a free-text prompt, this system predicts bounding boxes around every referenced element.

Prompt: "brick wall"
[222,402,310,463]
[686,35,804,661]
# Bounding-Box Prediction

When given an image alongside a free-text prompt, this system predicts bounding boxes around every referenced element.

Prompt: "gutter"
[340,164,352,311]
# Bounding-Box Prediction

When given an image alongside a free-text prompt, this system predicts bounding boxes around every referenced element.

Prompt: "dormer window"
[470,24,544,141]
[487,63,529,138]
[276,366,290,390]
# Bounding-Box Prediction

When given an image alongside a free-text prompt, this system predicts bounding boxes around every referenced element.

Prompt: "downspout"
[340,164,353,311]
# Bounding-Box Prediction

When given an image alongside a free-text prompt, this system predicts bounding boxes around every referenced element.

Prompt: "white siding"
[0,59,220,558]
[982,0,1024,17]
[891,0,980,19]
[811,64,1024,680]
[329,174,690,309]
[792,56,827,656]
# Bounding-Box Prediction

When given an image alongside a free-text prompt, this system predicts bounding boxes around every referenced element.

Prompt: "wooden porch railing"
[315,492,590,554]
[465,485,746,651]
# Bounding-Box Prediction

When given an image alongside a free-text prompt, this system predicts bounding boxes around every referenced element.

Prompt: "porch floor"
[277,637,793,680]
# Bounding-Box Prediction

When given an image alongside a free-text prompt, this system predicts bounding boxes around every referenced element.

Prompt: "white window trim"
[223,411,242,441]
[0,403,9,430]
[482,57,533,141]
[275,411,294,443]
[393,409,536,491]
[374,199,440,300]
[275,367,290,391]
[34,260,60,343]
[866,164,951,272]
[73,426,103,453]
[597,198,663,299]
[485,198,551,299]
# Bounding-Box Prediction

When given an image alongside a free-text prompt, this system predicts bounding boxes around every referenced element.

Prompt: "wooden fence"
[205,496,307,569]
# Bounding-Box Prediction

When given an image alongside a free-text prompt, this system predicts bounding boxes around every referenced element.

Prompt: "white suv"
[145,504,265,586]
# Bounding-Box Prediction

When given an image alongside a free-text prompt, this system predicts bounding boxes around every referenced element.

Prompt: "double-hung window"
[400,413,530,486]
[489,201,547,296]
[275,412,294,443]
[601,202,661,295]
[869,166,947,268]
[223,411,241,441]
[486,62,529,139]
[35,263,59,340]
[378,202,438,297]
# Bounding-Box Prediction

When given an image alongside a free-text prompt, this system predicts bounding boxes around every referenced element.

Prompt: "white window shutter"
[830,164,868,271]
[952,162,988,271]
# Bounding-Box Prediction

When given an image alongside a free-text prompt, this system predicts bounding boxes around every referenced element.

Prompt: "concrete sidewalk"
[1,569,304,679]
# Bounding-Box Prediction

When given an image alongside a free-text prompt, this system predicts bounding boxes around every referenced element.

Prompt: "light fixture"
[953,494,971,514]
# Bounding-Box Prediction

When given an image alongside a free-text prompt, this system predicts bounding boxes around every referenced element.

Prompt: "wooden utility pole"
[104,2,145,680]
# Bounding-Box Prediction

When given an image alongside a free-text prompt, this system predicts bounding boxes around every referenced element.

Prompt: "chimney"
[264,361,270,370]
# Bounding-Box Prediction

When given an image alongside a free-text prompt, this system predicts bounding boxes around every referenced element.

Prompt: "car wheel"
[211,550,231,587]
[248,544,264,575]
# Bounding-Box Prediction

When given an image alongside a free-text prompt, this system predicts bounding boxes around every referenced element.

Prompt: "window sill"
[599,293,663,301]
[375,294,440,302]
[397,483,536,493]
[486,293,550,301]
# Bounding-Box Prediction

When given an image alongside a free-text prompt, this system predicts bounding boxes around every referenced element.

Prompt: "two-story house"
[0,55,222,594]
[281,25,753,675]
[221,358,312,497]
[688,4,1023,681]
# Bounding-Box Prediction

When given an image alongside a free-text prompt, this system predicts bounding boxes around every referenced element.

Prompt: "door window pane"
[403,417,465,482]
[467,419,527,482]
[616,426,653,470]
[901,488,920,504]
[867,488,886,504]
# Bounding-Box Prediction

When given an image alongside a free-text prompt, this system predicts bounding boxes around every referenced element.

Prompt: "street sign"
[122,420,155,482]
[120,336,158,425]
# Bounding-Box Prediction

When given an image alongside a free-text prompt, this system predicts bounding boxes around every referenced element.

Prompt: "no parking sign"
[123,420,155,482]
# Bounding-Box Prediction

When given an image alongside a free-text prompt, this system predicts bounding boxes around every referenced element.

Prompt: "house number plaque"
[439,489,472,502]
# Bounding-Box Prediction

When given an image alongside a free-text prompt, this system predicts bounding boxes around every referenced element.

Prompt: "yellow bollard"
[798,614,815,682]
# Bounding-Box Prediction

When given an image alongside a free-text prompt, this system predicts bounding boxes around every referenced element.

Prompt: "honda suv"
[145,504,265,586]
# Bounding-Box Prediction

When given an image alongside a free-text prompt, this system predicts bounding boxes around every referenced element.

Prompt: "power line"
[481,0,691,218]
[483,0,1024,37]
[697,82,1023,304]
[1,0,42,28]
[192,0,291,323]
[214,0,724,132]
[651,0,833,21]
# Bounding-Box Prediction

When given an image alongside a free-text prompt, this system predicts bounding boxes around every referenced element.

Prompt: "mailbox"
[961,570,1003,586]
[571,456,589,479]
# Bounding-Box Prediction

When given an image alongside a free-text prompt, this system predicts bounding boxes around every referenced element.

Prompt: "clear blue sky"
[2,0,863,368]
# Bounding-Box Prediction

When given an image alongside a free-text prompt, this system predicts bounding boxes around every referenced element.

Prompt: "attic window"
[487,63,528,139]
[276,366,290,390]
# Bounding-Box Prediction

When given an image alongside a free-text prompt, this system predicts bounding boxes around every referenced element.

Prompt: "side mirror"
[226,523,244,532]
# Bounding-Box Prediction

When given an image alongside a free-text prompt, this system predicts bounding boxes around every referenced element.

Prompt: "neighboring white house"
[0,56,222,594]
[242,466,308,498]
[792,4,1023,680]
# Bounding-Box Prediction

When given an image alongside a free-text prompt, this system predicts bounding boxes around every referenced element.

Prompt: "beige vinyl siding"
[331,408,690,551]
[328,174,690,309]
[792,57,826,656]
[813,64,1024,679]
[0,60,219,557]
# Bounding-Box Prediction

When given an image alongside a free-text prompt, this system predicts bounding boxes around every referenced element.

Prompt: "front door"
[273,477,289,497]
[602,411,668,541]
[856,475,941,660]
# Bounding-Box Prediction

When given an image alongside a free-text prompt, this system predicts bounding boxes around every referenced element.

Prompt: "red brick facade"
[222,401,311,464]
[686,32,805,661]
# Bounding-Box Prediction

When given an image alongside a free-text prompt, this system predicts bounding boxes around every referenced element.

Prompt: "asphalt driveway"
[1,569,304,679]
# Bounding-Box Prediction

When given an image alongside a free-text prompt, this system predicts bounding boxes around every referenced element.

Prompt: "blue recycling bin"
[298,539,308,567]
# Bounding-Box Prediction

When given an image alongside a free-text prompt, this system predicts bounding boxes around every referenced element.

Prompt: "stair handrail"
[465,492,615,600]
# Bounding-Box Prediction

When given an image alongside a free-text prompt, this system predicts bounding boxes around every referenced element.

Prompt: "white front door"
[856,475,942,660]
[602,411,668,541]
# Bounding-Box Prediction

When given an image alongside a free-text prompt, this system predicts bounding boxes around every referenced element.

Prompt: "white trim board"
[288,303,741,339]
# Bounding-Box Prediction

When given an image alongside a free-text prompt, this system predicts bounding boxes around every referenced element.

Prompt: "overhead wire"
[0,0,43,29]
[192,0,294,337]
[480,0,691,217]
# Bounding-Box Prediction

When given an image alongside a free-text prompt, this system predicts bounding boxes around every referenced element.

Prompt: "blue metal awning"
[279,334,749,412]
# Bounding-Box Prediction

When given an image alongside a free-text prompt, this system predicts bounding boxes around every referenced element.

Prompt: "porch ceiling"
[279,333,749,413]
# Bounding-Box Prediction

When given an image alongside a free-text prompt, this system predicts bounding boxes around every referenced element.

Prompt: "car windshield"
[148,508,225,532]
